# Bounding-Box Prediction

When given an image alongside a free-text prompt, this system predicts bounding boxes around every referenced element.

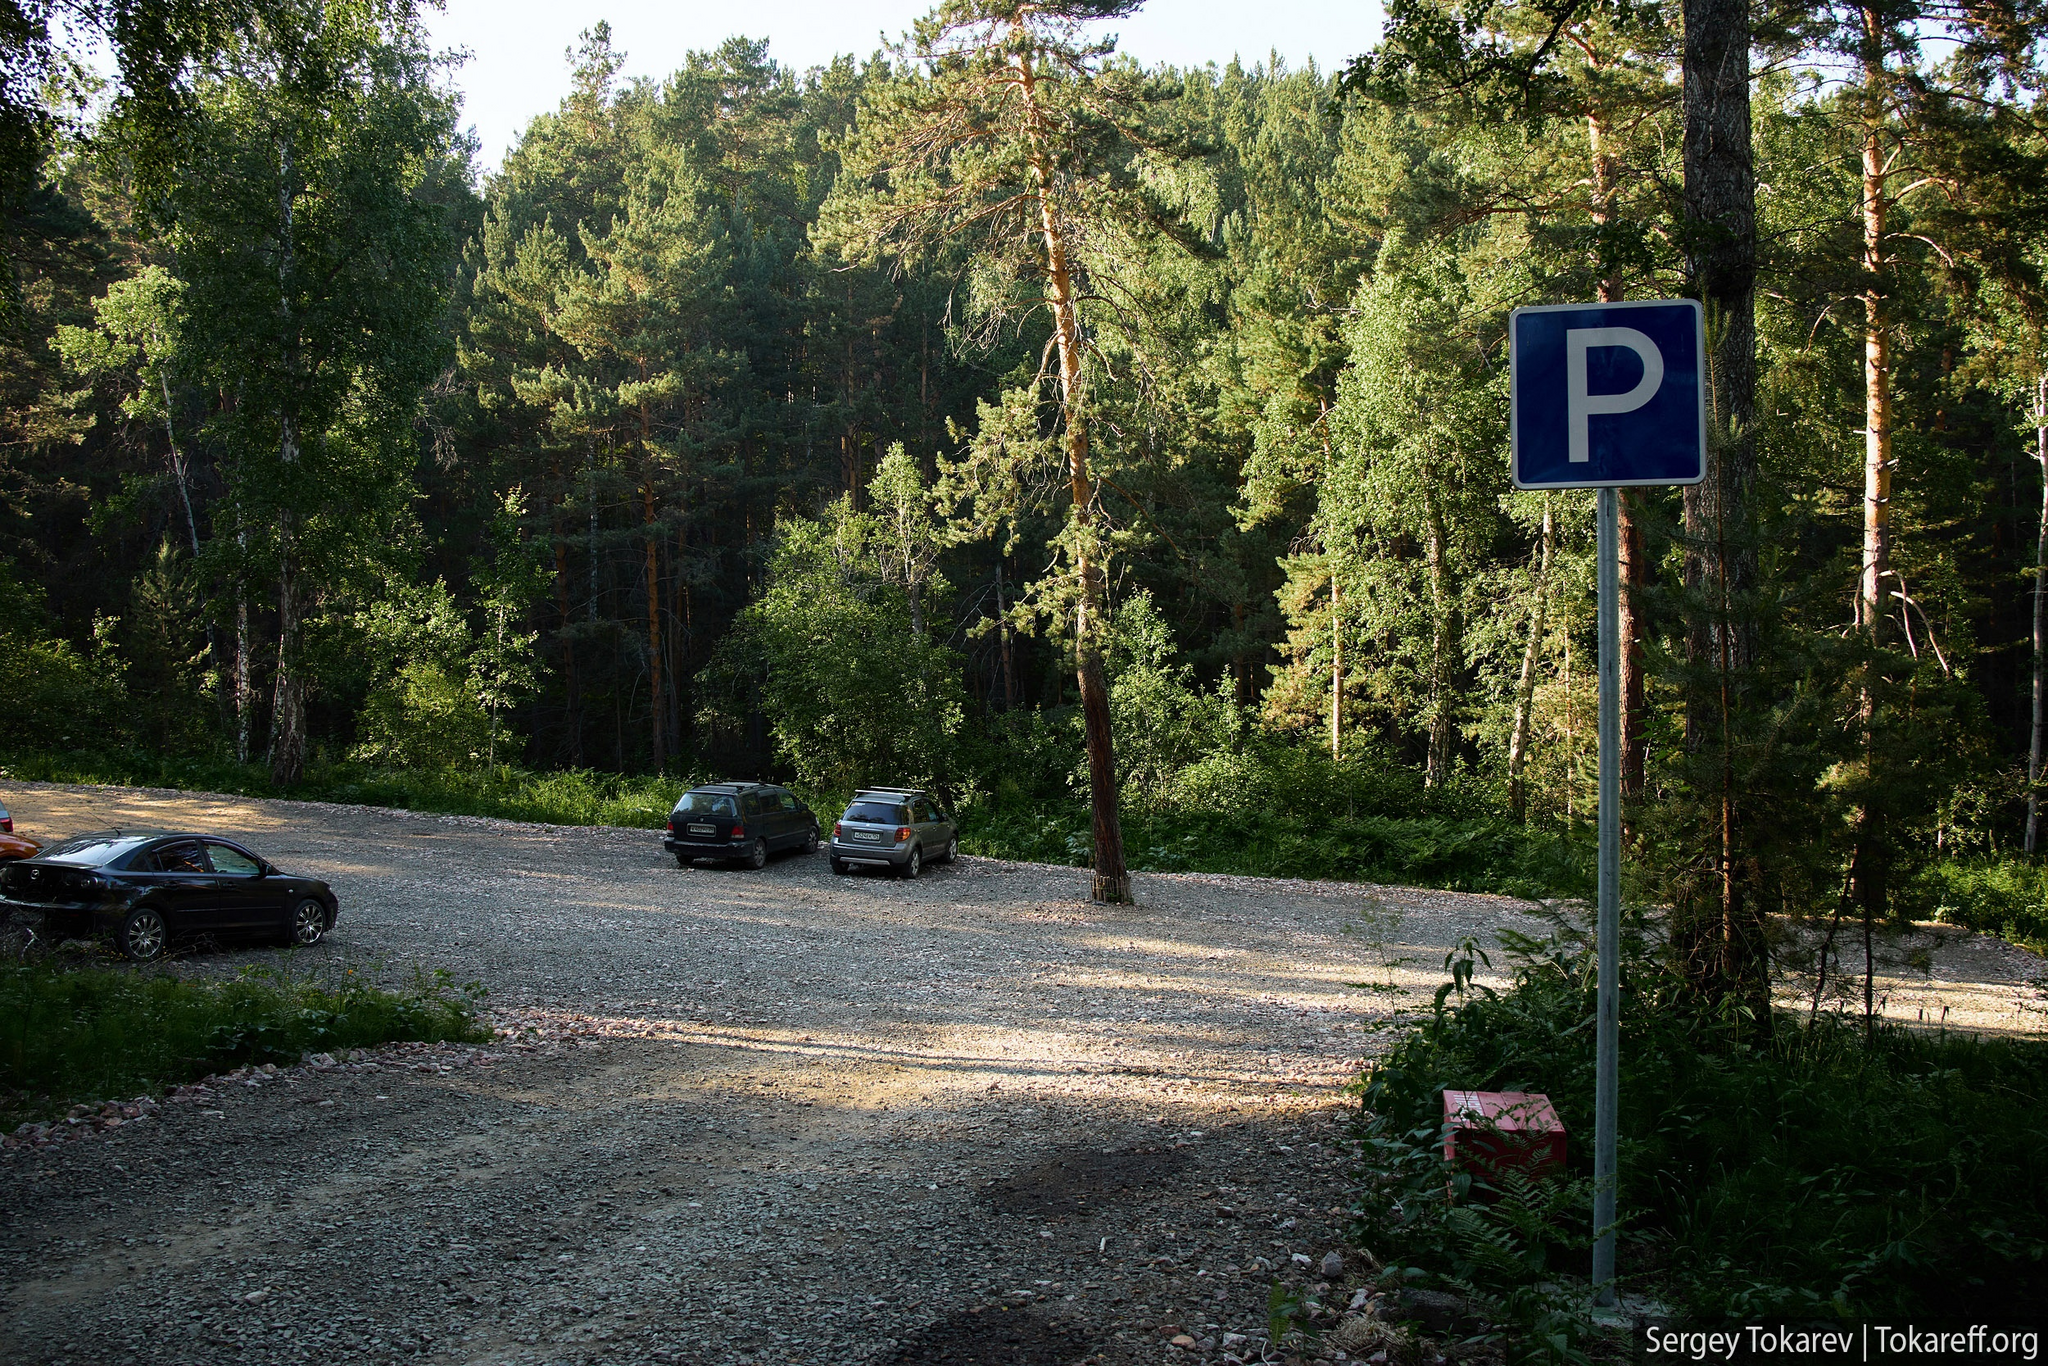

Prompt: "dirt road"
[1,782,2040,1366]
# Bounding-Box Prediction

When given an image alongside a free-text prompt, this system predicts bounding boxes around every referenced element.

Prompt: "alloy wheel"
[291,899,326,946]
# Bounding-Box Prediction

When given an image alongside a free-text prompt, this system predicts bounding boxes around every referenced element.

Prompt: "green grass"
[961,802,1592,899]
[1353,914,2048,1349]
[0,960,492,1128]
[0,748,681,830]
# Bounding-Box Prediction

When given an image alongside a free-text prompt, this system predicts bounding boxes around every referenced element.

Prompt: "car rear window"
[36,835,150,866]
[843,802,908,824]
[677,793,738,818]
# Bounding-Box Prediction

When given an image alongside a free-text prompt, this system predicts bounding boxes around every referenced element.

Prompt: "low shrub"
[1355,913,2048,1350]
[1903,856,2048,952]
[0,749,682,831]
[0,961,492,1127]
[960,801,1590,899]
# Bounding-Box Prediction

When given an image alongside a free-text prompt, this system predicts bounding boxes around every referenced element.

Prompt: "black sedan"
[0,832,340,962]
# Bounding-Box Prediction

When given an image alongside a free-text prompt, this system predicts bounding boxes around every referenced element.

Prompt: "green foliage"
[0,750,682,831]
[1904,858,2048,952]
[0,960,490,1128]
[1357,913,2048,1323]
[700,507,967,799]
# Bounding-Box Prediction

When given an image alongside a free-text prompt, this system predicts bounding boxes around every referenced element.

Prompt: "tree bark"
[1423,490,1459,788]
[268,135,306,787]
[1853,15,1893,921]
[642,477,666,772]
[1015,31,1129,903]
[1330,573,1343,763]
[2028,370,2047,854]
[1681,0,1759,998]
[1508,498,1554,821]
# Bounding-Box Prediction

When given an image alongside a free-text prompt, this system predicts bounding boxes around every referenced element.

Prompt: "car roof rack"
[854,787,921,797]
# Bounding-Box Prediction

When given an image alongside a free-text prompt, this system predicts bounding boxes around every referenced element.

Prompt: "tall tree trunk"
[1853,21,1893,923]
[1330,573,1343,763]
[997,553,1017,711]
[268,135,306,787]
[642,477,666,772]
[235,525,252,765]
[1589,106,1648,801]
[1423,490,1459,788]
[269,423,305,786]
[552,490,582,767]
[1508,498,1555,821]
[2028,370,2047,854]
[1015,32,1129,904]
[1681,0,1759,998]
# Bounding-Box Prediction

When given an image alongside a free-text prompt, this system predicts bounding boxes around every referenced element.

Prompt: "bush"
[0,749,683,830]
[1356,913,2048,1337]
[1903,856,2048,952]
[0,960,491,1127]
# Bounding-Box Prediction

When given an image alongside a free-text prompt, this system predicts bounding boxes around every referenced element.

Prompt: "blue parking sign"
[1510,299,1706,489]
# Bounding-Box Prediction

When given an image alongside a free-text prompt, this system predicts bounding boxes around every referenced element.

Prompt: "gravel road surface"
[1,782,2040,1366]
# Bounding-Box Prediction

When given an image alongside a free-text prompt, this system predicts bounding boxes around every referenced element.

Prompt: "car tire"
[117,906,167,962]
[940,835,959,863]
[675,853,691,869]
[830,857,850,875]
[804,823,820,854]
[900,845,922,880]
[744,838,768,870]
[286,897,326,948]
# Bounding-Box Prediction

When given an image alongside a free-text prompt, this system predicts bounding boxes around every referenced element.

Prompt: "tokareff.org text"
[1644,1325,2041,1362]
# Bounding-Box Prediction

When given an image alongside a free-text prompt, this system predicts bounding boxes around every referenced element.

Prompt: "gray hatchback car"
[828,788,958,878]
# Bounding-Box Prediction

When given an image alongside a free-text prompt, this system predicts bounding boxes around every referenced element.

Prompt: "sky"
[420,0,1387,173]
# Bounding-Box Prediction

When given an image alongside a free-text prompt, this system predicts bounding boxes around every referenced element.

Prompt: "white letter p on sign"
[1566,328,1664,462]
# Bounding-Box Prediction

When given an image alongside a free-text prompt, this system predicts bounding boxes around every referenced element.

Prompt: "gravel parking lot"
[1,782,2042,1366]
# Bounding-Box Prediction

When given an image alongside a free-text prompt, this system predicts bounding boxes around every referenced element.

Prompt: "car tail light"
[731,825,745,839]
[833,822,843,837]
[895,826,911,843]
[665,819,675,833]
[0,817,10,833]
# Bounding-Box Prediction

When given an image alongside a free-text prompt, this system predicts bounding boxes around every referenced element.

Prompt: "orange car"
[0,796,36,861]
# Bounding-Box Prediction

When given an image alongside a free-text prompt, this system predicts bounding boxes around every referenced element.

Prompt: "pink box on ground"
[1442,1090,1567,1182]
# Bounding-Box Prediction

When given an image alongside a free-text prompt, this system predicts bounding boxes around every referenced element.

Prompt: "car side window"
[782,793,801,813]
[914,799,935,822]
[153,840,207,875]
[206,843,261,877]
[741,795,761,818]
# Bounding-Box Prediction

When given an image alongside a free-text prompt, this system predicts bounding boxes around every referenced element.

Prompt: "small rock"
[1291,1252,1313,1268]
[1170,1335,1197,1348]
[1348,1288,1372,1311]
[1321,1250,1345,1278]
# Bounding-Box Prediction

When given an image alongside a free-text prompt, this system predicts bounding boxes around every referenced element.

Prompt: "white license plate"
[687,824,715,836]
[853,831,883,843]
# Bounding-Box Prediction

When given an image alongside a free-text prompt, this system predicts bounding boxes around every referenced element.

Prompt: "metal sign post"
[1510,299,1706,1311]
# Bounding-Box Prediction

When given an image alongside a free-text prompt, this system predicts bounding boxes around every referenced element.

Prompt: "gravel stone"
[1,780,2041,1366]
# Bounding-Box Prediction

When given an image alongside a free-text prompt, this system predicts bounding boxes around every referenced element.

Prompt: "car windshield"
[37,835,149,866]
[677,793,738,818]
[844,802,908,824]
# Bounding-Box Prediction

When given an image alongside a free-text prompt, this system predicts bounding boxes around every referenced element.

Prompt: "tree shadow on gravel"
[980,1143,1191,1220]
[878,1306,1095,1365]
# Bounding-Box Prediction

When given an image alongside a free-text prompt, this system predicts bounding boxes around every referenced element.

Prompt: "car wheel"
[675,853,691,869]
[804,823,820,854]
[287,898,326,948]
[941,835,959,863]
[830,857,850,875]
[900,845,922,880]
[117,907,167,962]
[745,838,768,870]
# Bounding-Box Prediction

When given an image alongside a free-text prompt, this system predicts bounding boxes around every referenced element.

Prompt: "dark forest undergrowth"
[1350,917,2048,1360]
